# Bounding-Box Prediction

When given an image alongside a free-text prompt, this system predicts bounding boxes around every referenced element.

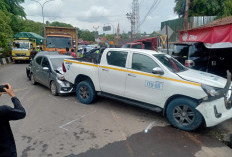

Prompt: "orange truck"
[45,26,78,53]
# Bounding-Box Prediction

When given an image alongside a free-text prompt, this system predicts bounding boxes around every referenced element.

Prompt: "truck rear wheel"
[76,81,96,104]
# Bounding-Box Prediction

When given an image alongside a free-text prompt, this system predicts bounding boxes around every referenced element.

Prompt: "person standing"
[30,48,38,59]
[66,47,71,56]
[0,83,26,157]
[71,49,76,58]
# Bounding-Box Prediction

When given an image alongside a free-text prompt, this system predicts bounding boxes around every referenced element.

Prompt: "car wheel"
[50,81,58,96]
[166,97,203,131]
[26,70,31,80]
[31,73,37,85]
[76,81,96,104]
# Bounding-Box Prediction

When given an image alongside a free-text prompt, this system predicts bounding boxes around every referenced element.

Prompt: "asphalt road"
[0,63,232,157]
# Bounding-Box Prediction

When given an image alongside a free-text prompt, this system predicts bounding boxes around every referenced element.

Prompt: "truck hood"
[177,69,227,88]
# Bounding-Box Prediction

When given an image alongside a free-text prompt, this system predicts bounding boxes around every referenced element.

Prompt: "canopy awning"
[179,16,232,49]
[180,24,232,48]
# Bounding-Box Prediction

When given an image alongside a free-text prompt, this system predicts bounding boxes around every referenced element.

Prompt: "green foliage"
[120,33,129,40]
[80,30,95,41]
[105,34,115,41]
[174,0,232,18]
[0,10,13,54]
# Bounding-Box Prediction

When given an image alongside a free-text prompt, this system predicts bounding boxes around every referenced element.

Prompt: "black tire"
[26,70,31,80]
[31,73,37,85]
[166,97,203,131]
[76,81,96,104]
[50,81,58,96]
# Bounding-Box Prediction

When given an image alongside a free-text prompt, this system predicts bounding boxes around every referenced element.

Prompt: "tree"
[80,30,95,41]
[0,10,13,55]
[174,0,232,18]
[105,34,115,41]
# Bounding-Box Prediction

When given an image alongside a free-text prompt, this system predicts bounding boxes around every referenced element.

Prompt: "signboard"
[103,26,111,31]
[160,25,174,39]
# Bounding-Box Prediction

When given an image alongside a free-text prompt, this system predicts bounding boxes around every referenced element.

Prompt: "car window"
[132,44,142,49]
[35,56,43,65]
[107,51,128,68]
[132,53,159,73]
[42,57,50,68]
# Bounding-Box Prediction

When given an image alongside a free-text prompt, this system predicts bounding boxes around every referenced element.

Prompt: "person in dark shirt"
[30,47,38,59]
[0,83,26,157]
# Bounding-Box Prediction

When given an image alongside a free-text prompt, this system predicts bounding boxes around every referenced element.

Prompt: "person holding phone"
[0,83,26,157]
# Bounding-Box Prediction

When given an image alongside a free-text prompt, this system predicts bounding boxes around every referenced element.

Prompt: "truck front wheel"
[166,97,203,131]
[76,81,96,104]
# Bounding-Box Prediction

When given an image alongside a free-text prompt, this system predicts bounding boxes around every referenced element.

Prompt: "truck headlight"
[201,84,222,97]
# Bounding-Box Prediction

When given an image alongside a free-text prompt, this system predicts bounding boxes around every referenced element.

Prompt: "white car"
[63,48,232,131]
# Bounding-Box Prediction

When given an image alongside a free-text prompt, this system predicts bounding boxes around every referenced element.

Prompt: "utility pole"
[184,0,191,31]
[31,0,55,37]
[126,0,140,38]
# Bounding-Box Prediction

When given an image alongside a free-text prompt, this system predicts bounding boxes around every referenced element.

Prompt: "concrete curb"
[0,57,12,66]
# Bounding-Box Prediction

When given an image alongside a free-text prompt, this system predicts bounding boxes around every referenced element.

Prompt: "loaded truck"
[63,48,232,131]
[12,32,44,62]
[45,26,78,53]
[122,37,159,51]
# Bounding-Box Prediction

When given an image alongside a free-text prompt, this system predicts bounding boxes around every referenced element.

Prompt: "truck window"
[132,44,142,49]
[13,42,30,50]
[132,53,159,73]
[46,36,71,48]
[107,51,128,68]
[173,44,189,58]
[122,44,131,48]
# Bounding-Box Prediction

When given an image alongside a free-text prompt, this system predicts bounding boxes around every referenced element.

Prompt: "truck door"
[125,53,165,106]
[99,50,129,96]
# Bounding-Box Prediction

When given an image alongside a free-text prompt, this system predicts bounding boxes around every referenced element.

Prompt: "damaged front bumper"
[197,71,232,127]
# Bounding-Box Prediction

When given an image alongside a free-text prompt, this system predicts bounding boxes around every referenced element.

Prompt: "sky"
[21,0,178,34]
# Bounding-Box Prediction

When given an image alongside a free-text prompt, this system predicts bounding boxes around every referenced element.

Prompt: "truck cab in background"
[122,37,159,51]
[12,32,45,62]
[45,26,78,54]
[172,42,209,72]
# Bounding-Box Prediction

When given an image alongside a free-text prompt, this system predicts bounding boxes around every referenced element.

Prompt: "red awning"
[180,24,232,48]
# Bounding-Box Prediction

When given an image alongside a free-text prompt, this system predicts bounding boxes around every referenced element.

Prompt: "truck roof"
[106,48,163,55]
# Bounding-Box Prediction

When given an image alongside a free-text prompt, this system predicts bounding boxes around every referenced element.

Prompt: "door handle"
[102,68,109,72]
[128,73,136,77]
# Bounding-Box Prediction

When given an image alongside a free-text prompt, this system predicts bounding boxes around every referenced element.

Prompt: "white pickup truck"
[63,48,232,131]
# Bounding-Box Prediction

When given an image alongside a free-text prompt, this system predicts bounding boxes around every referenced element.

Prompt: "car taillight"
[62,62,66,72]
[185,60,195,68]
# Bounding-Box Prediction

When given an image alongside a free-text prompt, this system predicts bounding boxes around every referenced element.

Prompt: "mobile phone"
[0,85,8,92]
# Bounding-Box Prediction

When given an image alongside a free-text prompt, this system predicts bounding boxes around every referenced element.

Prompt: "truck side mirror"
[152,67,164,75]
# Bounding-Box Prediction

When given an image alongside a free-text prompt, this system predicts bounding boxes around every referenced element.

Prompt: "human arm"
[0,84,26,120]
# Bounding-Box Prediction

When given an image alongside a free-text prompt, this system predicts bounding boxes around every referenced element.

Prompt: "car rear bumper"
[196,97,232,127]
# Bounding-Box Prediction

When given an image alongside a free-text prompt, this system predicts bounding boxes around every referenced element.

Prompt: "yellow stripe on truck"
[64,60,201,87]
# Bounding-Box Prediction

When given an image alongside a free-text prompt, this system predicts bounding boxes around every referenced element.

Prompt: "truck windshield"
[46,36,71,48]
[13,42,30,50]
[154,54,187,73]
[173,44,189,58]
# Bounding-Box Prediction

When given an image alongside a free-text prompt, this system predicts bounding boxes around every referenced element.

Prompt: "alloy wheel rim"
[79,86,90,100]
[173,105,195,126]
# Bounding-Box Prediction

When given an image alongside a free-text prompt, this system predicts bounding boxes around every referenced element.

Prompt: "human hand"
[3,83,15,98]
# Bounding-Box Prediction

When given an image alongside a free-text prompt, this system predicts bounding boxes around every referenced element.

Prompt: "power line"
[140,0,160,26]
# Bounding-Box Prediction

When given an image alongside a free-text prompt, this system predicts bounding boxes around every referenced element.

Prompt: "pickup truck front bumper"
[197,70,232,127]
[197,96,232,127]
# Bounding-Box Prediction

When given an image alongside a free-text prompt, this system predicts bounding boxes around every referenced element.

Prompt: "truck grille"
[16,53,26,56]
